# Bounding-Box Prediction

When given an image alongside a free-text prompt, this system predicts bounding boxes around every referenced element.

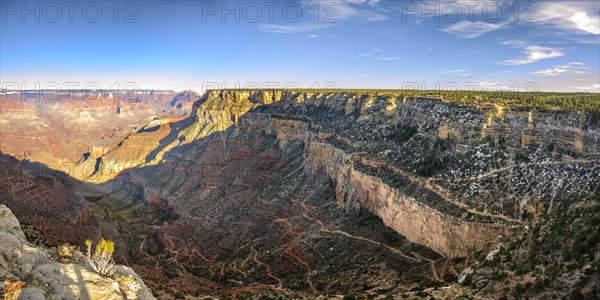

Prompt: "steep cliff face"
[304,141,520,257]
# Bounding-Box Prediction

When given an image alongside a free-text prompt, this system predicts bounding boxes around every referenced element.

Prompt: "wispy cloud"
[439,20,508,38]
[308,34,321,39]
[259,0,387,34]
[500,40,529,47]
[259,23,332,34]
[443,69,475,77]
[573,83,600,91]
[376,57,401,61]
[532,62,589,76]
[498,46,564,65]
[344,0,380,5]
[354,48,390,59]
[537,2,600,35]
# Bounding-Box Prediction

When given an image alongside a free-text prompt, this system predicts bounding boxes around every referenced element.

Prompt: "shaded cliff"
[132,90,596,258]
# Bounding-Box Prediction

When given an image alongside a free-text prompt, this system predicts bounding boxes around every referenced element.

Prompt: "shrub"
[2,280,23,300]
[57,243,75,260]
[85,238,116,276]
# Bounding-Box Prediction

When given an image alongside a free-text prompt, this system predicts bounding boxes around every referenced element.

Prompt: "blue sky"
[1,0,599,92]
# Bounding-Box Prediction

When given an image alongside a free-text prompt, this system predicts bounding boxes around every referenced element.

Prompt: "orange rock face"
[0,90,197,181]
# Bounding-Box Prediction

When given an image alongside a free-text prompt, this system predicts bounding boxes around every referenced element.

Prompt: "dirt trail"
[251,246,284,289]
[361,158,522,224]
[465,158,594,181]
[291,198,420,263]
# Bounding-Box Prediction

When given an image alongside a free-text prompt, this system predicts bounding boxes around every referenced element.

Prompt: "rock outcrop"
[0,205,155,300]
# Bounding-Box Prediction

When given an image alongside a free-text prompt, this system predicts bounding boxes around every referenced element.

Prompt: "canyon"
[1,89,599,298]
[0,90,198,176]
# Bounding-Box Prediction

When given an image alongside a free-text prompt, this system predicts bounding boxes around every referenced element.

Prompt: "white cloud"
[498,46,564,65]
[354,48,387,59]
[259,0,386,33]
[451,69,474,76]
[531,62,589,76]
[342,0,380,5]
[376,57,401,61]
[573,83,600,91]
[537,2,600,35]
[439,20,508,38]
[441,69,474,77]
[500,40,528,47]
[308,34,321,39]
[400,0,511,22]
[258,23,332,34]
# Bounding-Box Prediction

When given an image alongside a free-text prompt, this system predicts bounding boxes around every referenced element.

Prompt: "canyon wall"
[303,141,519,257]
[145,90,595,258]
[103,90,597,258]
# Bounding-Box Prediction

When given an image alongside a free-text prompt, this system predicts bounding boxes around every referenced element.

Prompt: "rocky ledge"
[0,205,155,300]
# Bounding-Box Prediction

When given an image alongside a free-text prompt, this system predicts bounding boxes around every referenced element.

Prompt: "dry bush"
[57,243,75,260]
[2,280,23,300]
[85,238,116,276]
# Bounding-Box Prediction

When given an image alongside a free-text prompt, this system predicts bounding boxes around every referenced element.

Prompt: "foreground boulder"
[0,205,155,300]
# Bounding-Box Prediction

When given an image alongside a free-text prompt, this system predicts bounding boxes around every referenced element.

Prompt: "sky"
[1,0,599,92]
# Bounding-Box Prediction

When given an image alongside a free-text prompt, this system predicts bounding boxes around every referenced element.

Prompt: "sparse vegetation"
[57,243,75,260]
[85,238,116,277]
[416,155,445,177]
[466,196,600,298]
[218,89,600,112]
[387,124,418,143]
[2,280,23,300]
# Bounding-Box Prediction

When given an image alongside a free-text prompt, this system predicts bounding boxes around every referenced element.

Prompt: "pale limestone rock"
[114,265,155,300]
[15,287,45,300]
[485,248,500,261]
[0,205,24,239]
[458,267,474,283]
[0,205,156,300]
[31,263,123,300]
